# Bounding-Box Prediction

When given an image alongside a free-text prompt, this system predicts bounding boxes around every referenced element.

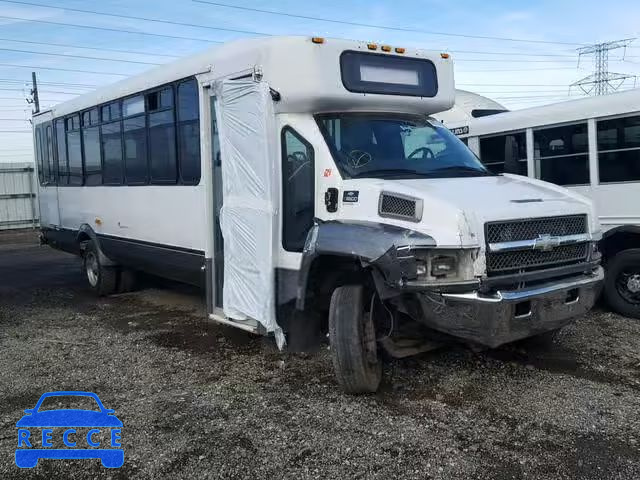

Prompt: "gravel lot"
[1,231,640,479]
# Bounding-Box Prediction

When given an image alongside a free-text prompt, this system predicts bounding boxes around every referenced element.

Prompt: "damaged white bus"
[33,36,603,393]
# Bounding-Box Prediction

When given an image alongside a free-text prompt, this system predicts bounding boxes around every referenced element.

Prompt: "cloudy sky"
[2,0,640,162]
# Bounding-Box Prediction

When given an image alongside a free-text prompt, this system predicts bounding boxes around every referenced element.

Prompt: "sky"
[2,0,640,163]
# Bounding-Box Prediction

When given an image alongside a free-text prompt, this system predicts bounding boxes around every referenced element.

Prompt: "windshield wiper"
[428,165,493,176]
[351,168,426,178]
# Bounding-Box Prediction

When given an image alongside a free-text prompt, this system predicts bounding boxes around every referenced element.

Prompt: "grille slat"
[485,215,589,276]
[486,215,587,244]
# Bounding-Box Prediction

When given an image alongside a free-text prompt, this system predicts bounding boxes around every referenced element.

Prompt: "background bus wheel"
[83,240,117,296]
[329,285,382,394]
[604,249,640,319]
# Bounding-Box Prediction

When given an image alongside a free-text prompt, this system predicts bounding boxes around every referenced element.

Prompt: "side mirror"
[23,409,34,414]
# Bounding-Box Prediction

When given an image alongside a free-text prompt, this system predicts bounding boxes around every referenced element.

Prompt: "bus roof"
[450,87,640,137]
[34,36,455,122]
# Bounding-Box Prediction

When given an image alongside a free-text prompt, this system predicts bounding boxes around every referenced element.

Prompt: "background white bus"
[448,89,640,319]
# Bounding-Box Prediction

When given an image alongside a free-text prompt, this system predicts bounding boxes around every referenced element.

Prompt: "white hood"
[340,174,598,248]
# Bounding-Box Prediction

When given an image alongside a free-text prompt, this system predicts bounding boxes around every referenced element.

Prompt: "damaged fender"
[296,220,436,310]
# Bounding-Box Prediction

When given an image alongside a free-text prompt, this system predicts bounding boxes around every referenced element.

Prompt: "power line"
[0,47,162,65]
[192,0,586,46]
[0,88,84,95]
[0,0,272,37]
[457,83,573,87]
[0,15,222,43]
[0,130,31,133]
[0,37,180,58]
[0,79,99,89]
[0,63,130,76]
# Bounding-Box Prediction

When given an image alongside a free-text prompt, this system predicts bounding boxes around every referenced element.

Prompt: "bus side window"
[281,127,315,252]
[55,119,68,185]
[147,86,177,184]
[45,125,56,184]
[35,126,44,185]
[534,123,589,186]
[67,115,83,186]
[83,108,102,185]
[479,133,527,175]
[597,115,640,183]
[177,79,201,185]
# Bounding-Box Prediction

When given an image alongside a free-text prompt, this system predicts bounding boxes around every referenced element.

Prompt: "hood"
[340,174,597,248]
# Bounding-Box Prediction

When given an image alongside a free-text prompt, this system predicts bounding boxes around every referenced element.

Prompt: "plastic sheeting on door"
[213,79,285,348]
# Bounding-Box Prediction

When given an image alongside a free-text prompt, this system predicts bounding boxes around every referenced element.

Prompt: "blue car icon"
[15,391,123,468]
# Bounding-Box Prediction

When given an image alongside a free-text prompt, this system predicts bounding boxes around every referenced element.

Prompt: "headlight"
[413,249,477,282]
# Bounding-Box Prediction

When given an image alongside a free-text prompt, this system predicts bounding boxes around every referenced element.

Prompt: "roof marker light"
[367,43,377,50]
[395,47,405,54]
[311,37,325,44]
[441,53,450,59]
[381,45,391,52]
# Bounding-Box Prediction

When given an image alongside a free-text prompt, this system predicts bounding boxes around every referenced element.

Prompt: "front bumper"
[416,267,604,347]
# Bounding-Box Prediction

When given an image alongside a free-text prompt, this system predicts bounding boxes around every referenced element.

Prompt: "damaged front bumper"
[415,267,604,348]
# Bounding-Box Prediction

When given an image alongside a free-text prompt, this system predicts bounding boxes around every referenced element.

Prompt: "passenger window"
[55,119,68,185]
[83,126,102,185]
[534,123,589,186]
[479,132,527,175]
[123,95,144,117]
[46,125,56,184]
[35,127,44,185]
[67,130,83,186]
[597,115,640,183]
[123,116,147,184]
[149,109,177,183]
[177,79,201,184]
[282,127,315,252]
[101,121,124,185]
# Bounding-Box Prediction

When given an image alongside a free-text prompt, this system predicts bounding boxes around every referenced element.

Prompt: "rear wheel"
[83,240,117,296]
[329,285,382,394]
[604,249,640,319]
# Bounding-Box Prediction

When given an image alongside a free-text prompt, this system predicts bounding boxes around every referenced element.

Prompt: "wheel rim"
[86,252,99,287]
[615,267,640,305]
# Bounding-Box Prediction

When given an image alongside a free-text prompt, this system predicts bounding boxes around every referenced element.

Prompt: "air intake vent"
[378,192,423,222]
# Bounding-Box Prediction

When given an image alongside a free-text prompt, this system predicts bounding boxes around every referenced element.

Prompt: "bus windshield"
[317,113,490,179]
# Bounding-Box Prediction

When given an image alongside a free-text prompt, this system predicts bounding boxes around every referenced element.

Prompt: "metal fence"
[0,162,39,231]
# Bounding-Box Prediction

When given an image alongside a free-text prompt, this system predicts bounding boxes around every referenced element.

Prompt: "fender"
[296,220,436,310]
[601,225,640,239]
[76,224,117,267]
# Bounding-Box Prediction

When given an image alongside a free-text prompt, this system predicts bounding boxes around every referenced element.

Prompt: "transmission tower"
[571,38,636,95]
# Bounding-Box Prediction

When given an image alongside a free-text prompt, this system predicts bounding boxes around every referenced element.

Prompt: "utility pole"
[29,71,40,114]
[571,39,636,95]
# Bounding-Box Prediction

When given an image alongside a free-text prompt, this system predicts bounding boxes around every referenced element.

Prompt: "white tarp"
[214,79,284,348]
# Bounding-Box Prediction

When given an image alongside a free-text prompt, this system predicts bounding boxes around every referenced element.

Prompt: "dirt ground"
[1,230,640,479]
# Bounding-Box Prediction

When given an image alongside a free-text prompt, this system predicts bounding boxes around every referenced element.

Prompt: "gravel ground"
[1,232,640,479]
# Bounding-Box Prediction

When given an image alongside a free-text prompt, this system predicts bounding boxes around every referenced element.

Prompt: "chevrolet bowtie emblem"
[533,234,561,251]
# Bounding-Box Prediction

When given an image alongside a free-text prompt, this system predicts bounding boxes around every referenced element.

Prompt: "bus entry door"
[213,79,283,347]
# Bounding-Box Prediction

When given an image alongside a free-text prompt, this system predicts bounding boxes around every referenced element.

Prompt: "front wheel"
[328,285,382,394]
[604,249,640,319]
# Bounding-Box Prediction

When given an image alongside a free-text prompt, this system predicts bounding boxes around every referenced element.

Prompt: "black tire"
[604,249,640,319]
[329,285,382,394]
[83,240,117,296]
[118,268,138,293]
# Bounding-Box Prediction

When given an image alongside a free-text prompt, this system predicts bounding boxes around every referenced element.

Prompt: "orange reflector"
[381,45,391,52]
[395,47,405,54]
[441,52,450,59]
[367,43,377,50]
[311,37,325,44]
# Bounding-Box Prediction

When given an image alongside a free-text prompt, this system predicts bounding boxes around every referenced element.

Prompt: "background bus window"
[101,121,124,185]
[479,132,527,175]
[123,116,147,184]
[148,87,177,184]
[55,119,68,185]
[282,127,314,252]
[177,79,201,184]
[534,123,589,186]
[83,125,102,185]
[35,127,44,185]
[45,125,56,184]
[66,115,83,186]
[597,115,640,183]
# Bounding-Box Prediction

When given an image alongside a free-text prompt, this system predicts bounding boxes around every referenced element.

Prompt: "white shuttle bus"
[33,36,603,393]
[448,89,640,320]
